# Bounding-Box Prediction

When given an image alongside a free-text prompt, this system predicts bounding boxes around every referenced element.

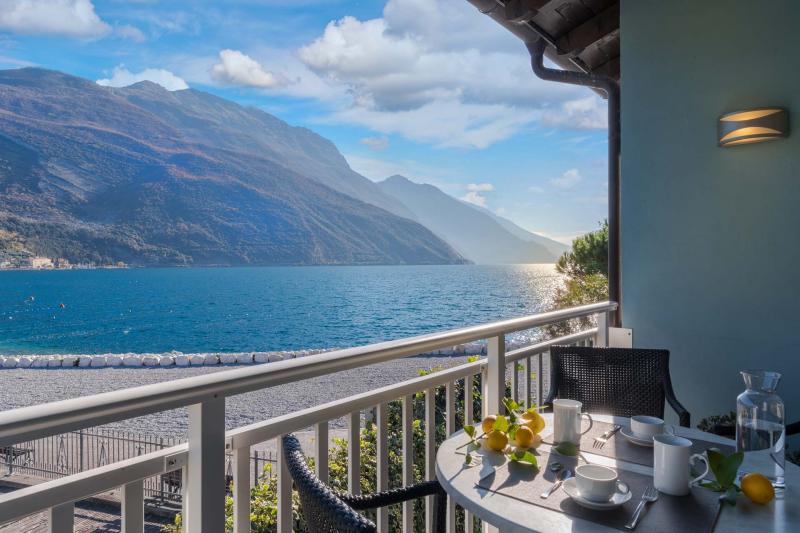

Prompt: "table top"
[436,413,800,533]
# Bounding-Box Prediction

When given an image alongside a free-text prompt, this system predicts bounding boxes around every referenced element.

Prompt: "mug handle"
[616,480,630,495]
[689,454,710,487]
[580,413,594,435]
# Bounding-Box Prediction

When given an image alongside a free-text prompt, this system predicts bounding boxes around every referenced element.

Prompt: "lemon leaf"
[464,425,475,438]
[493,415,509,433]
[554,441,579,456]
[509,449,539,467]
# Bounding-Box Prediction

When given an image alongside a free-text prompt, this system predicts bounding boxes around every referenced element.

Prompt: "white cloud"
[360,136,390,151]
[291,0,605,148]
[542,96,607,130]
[116,24,145,43]
[96,65,188,91]
[0,0,111,39]
[461,191,488,207]
[460,182,494,207]
[550,168,582,189]
[333,98,537,149]
[210,49,285,89]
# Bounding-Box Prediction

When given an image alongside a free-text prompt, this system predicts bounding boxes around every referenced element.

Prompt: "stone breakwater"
[0,341,499,369]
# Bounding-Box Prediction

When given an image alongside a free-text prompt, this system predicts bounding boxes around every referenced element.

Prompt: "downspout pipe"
[526,39,622,327]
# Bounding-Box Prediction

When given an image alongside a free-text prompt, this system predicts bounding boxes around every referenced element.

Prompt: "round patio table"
[436,413,800,533]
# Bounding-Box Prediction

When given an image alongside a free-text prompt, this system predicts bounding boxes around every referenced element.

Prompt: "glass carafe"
[736,370,785,488]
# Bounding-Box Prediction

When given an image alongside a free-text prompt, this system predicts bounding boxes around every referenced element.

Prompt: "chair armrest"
[338,480,443,510]
[664,388,690,427]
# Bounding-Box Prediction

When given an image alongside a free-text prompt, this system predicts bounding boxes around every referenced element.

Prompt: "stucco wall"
[621,0,800,426]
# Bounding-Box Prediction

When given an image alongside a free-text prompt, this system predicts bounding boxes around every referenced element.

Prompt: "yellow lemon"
[481,415,497,434]
[485,430,508,452]
[521,410,545,434]
[741,473,775,505]
[514,425,535,448]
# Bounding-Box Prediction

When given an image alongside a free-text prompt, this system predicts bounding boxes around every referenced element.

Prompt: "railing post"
[185,396,226,533]
[48,502,73,533]
[376,403,389,533]
[595,311,609,347]
[233,445,250,533]
[425,387,436,532]
[347,411,361,494]
[315,421,328,483]
[277,435,292,533]
[401,395,414,533]
[486,335,505,416]
[121,479,144,533]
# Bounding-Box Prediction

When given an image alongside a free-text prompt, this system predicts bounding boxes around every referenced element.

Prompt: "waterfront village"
[0,254,127,270]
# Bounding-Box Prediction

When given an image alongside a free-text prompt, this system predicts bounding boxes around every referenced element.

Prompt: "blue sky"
[0,0,608,243]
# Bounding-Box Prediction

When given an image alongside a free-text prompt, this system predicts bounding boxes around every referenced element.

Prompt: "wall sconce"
[718,108,789,147]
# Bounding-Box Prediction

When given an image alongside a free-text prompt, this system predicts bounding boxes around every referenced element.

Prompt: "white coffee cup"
[653,434,710,496]
[630,415,673,440]
[553,399,593,445]
[575,464,629,502]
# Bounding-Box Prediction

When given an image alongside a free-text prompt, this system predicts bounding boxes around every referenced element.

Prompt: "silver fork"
[625,486,658,530]
[593,424,622,448]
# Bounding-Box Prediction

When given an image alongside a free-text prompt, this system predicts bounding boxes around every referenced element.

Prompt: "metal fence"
[1,427,276,508]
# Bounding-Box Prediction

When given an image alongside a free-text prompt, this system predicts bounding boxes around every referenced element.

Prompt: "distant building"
[54,258,71,269]
[29,256,54,269]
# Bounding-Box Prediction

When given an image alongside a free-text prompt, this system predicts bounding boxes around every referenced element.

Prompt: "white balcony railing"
[0,301,617,532]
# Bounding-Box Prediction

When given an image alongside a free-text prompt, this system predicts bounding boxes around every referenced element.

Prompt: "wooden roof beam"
[555,3,619,57]
[502,0,551,24]
[590,56,620,79]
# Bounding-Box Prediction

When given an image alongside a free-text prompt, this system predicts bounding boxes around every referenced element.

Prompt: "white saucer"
[620,427,654,447]
[562,478,632,510]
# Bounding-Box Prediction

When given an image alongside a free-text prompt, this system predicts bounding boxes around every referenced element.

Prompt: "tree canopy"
[555,220,608,278]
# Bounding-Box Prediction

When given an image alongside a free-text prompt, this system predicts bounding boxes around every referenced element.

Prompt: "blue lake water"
[0,265,562,355]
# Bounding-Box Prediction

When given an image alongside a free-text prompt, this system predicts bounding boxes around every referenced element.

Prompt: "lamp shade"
[718,108,789,147]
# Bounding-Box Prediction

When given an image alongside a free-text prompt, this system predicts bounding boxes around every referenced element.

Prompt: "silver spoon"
[541,466,573,499]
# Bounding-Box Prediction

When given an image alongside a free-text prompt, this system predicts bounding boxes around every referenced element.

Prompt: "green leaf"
[467,442,481,453]
[706,449,725,477]
[464,425,475,438]
[721,486,740,506]
[493,415,509,433]
[554,441,579,456]
[508,426,518,441]
[509,449,539,467]
[465,453,473,465]
[699,480,722,491]
[503,398,520,412]
[716,452,744,489]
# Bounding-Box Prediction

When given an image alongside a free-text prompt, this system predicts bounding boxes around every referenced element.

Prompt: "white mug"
[631,415,674,440]
[653,434,709,496]
[553,399,593,445]
[575,464,629,502]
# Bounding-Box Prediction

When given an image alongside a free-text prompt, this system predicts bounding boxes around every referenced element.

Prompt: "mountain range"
[377,176,567,263]
[0,68,566,267]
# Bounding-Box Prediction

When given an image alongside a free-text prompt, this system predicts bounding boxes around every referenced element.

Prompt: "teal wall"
[621,0,800,425]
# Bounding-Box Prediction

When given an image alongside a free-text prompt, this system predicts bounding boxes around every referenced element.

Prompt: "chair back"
[282,434,377,533]
[546,346,670,419]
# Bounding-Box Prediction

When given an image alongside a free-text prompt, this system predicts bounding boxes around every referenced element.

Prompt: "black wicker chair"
[282,434,446,533]
[544,346,691,427]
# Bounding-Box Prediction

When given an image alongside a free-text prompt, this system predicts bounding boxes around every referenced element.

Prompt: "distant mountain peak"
[0,67,463,266]
[378,177,563,264]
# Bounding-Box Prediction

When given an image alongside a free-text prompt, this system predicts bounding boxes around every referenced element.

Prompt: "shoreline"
[0,339,525,369]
